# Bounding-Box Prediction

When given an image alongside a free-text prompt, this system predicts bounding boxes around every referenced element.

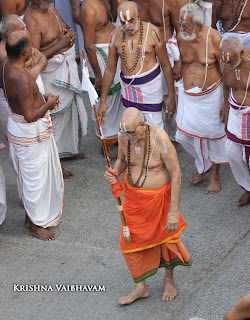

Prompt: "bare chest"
[218,0,250,21]
[40,12,66,48]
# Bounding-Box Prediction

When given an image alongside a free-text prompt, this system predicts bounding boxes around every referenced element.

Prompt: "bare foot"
[101,145,117,161]
[205,172,220,194]
[172,140,181,153]
[190,171,203,184]
[61,153,88,161]
[24,214,30,228]
[161,277,178,301]
[71,153,88,160]
[237,191,250,206]
[118,282,150,305]
[62,167,74,179]
[28,222,58,241]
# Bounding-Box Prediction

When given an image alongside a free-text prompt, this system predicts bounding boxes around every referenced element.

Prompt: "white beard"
[180,28,197,41]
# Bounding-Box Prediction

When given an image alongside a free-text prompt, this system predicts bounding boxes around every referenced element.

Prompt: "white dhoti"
[120,62,164,128]
[0,88,9,136]
[86,43,124,143]
[226,91,250,191]
[0,143,7,225]
[176,79,228,173]
[7,110,64,227]
[199,0,212,27]
[216,22,250,48]
[41,45,88,158]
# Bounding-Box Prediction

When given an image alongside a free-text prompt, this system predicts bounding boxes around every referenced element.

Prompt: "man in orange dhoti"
[105,107,191,305]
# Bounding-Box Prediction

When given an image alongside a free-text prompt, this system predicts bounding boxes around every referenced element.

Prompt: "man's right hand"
[98,101,107,124]
[47,93,60,111]
[104,170,117,185]
[59,29,77,48]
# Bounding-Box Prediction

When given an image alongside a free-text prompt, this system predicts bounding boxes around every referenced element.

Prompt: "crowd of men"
[0,0,249,314]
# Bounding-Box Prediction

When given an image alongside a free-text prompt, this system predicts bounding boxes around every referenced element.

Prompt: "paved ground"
[0,93,249,320]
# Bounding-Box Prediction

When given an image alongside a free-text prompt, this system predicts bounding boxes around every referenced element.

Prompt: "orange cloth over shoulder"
[120,173,188,253]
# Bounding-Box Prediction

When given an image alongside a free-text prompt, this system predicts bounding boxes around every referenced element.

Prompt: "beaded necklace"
[121,20,143,73]
[127,124,151,188]
[217,0,247,33]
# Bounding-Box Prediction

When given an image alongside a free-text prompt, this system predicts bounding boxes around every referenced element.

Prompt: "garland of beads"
[127,124,151,188]
[217,0,246,33]
[121,20,143,73]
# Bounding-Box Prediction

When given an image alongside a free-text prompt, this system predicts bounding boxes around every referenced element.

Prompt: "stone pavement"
[0,95,249,320]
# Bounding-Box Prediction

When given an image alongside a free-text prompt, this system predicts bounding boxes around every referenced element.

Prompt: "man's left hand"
[165,95,176,120]
[166,212,179,232]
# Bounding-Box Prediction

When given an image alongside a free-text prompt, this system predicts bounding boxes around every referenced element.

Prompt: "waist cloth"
[176,78,226,139]
[40,44,88,158]
[121,172,191,282]
[227,90,250,146]
[7,109,64,228]
[216,22,250,48]
[88,43,124,143]
[120,62,163,113]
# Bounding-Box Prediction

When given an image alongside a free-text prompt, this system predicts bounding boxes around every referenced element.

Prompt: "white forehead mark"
[227,52,230,62]
[119,11,125,22]
[123,123,126,132]
[135,147,140,154]
[126,10,130,21]
[161,140,168,153]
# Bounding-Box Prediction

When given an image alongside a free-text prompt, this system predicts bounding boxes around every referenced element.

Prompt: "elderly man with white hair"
[176,3,228,194]
[220,35,250,206]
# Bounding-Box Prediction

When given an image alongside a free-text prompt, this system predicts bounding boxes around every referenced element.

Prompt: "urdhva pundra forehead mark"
[120,10,131,23]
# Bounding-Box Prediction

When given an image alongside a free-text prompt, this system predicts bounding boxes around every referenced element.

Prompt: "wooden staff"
[80,50,131,243]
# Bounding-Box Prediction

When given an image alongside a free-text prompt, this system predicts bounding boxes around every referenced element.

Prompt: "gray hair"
[0,14,19,38]
[180,4,204,26]
[220,35,243,55]
[117,1,140,16]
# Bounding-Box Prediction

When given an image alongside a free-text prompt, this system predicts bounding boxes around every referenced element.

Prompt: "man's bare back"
[0,0,28,17]
[178,25,222,90]
[212,0,250,33]
[80,0,115,44]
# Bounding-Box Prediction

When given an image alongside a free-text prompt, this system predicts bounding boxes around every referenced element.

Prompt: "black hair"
[6,37,29,58]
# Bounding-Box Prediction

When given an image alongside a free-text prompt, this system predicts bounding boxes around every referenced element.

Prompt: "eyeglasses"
[119,124,140,136]
[177,21,192,30]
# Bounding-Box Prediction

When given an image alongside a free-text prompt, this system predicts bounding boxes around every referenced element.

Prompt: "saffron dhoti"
[121,173,191,283]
